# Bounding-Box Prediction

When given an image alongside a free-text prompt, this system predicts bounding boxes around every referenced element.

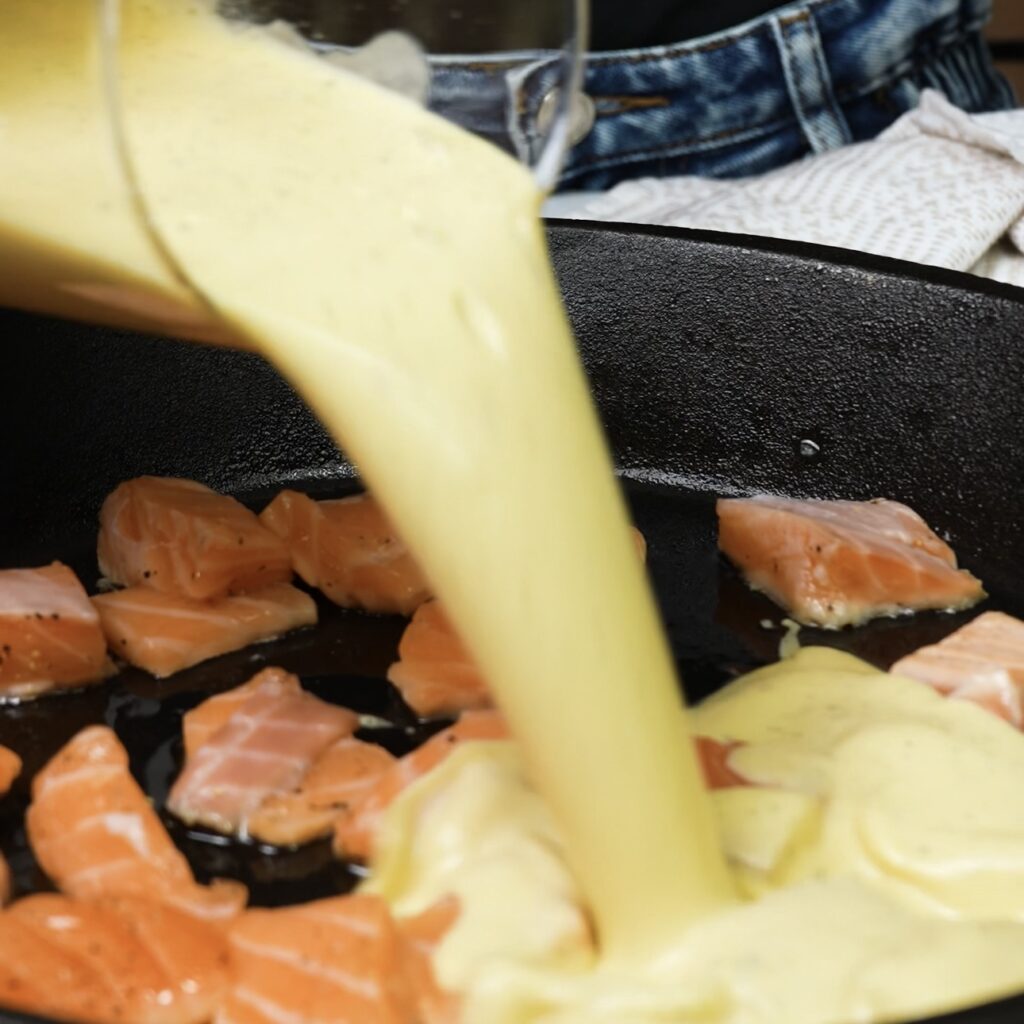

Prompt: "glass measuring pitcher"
[0,0,583,345]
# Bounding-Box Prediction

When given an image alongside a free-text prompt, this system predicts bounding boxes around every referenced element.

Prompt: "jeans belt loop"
[771,5,853,155]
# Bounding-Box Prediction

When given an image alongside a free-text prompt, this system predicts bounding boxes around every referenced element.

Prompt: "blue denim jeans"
[431,0,1014,191]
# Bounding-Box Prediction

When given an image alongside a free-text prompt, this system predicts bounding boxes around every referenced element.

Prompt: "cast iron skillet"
[1,220,1023,1024]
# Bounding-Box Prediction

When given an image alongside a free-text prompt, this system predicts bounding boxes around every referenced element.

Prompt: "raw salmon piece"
[630,526,648,562]
[695,736,749,789]
[891,611,1024,726]
[386,531,647,718]
[0,908,116,1024]
[27,725,246,922]
[717,496,985,628]
[92,582,317,678]
[247,736,396,846]
[260,490,431,615]
[168,668,357,836]
[0,745,22,906]
[98,476,293,600]
[396,898,461,1024]
[242,792,338,849]
[0,893,230,1024]
[387,601,490,718]
[299,735,398,808]
[219,894,430,1024]
[183,673,280,758]
[0,562,112,699]
[0,745,21,796]
[334,710,508,861]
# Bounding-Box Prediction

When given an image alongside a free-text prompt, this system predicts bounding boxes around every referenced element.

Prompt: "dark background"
[225,0,783,52]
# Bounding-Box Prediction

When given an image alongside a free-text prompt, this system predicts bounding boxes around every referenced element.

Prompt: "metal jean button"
[537,86,596,145]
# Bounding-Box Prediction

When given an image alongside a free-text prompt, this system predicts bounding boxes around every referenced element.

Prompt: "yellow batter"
[0,3,231,343]
[369,649,1024,1024]
[3,3,1024,1022]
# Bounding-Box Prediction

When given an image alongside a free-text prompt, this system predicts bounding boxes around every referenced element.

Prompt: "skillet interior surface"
[0,221,1023,1024]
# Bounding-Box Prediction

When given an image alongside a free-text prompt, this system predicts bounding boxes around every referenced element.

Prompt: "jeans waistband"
[426,0,1003,187]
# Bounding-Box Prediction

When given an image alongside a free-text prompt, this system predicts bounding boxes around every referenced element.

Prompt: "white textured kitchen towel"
[567,90,1024,288]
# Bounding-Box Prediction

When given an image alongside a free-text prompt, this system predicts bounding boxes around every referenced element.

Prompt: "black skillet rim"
[546,217,1024,307]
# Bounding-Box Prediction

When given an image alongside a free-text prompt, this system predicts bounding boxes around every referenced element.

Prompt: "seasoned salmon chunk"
[168,668,356,837]
[182,671,284,758]
[247,736,397,847]
[0,894,230,1024]
[98,476,292,600]
[0,562,111,698]
[171,669,393,846]
[717,496,985,628]
[260,490,431,614]
[0,853,9,909]
[92,582,316,677]
[387,530,647,717]
[892,611,1024,727]
[220,894,454,1024]
[0,745,21,796]
[0,745,21,906]
[387,600,489,718]
[27,725,246,922]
